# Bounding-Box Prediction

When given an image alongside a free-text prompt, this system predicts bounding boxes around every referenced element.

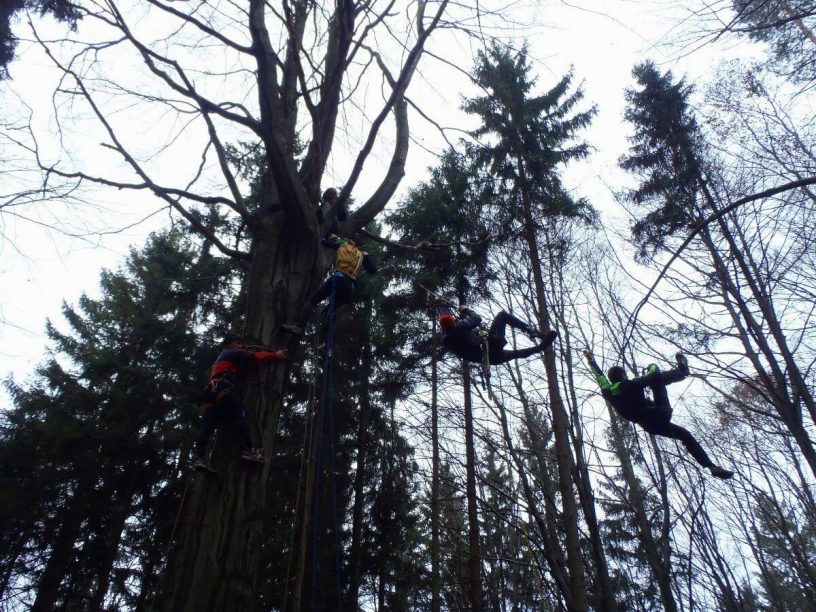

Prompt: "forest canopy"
[1,1,815,610]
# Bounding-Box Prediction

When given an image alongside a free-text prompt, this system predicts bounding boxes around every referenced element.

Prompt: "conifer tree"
[11,3,460,604]
[0,229,237,609]
[387,148,497,611]
[620,61,816,479]
[463,43,605,611]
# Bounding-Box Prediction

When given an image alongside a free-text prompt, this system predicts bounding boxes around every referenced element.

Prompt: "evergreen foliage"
[731,0,816,83]
[620,61,705,260]
[464,44,597,227]
[0,229,237,608]
[3,28,816,611]
[1,0,80,78]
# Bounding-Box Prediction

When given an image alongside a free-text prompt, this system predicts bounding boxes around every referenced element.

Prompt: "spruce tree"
[464,43,602,612]
[0,229,236,609]
[620,60,816,479]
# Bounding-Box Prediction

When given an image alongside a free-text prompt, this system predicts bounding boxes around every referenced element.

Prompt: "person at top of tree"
[584,349,733,479]
[436,306,557,365]
[194,334,287,471]
[316,187,347,236]
[283,234,377,336]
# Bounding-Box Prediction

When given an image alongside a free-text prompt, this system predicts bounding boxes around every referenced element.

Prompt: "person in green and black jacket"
[584,350,733,479]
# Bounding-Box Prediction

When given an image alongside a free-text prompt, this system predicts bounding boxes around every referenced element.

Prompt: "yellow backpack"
[334,240,365,279]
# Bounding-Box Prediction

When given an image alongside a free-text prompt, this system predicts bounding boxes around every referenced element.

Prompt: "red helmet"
[439,313,456,331]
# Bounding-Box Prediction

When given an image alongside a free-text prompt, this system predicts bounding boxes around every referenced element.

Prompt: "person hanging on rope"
[283,234,377,336]
[436,306,558,366]
[194,334,288,472]
[583,349,733,479]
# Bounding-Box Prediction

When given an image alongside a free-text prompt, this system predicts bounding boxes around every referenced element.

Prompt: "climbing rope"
[325,276,343,609]
[309,277,343,611]
[165,466,195,557]
[281,328,322,612]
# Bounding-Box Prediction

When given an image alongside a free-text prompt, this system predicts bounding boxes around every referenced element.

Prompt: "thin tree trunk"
[291,383,319,612]
[608,413,678,612]
[462,363,484,611]
[88,469,140,611]
[31,484,90,612]
[779,0,816,46]
[695,218,816,477]
[554,268,617,612]
[492,383,573,604]
[517,189,586,610]
[430,317,442,612]
[0,534,25,601]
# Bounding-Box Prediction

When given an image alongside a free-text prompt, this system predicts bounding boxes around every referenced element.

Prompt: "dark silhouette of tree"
[0,228,236,609]
[0,0,79,78]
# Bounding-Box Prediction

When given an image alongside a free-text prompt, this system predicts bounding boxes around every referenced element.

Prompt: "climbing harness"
[203,378,234,407]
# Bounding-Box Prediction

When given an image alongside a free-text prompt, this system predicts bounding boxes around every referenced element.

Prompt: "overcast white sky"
[0,0,761,393]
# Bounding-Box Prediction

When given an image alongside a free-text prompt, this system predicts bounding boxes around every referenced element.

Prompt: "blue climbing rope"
[325,277,343,610]
[309,276,343,611]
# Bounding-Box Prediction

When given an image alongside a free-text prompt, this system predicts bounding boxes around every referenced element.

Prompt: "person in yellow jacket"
[284,235,377,335]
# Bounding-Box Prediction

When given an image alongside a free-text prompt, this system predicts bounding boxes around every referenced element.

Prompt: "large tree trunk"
[160,221,322,611]
[462,363,484,611]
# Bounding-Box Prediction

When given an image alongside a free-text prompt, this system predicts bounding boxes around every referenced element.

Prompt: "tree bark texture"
[161,222,321,611]
[430,317,442,612]
[517,166,587,610]
[462,363,484,611]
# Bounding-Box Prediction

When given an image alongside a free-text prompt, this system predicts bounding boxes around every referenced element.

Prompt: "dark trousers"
[297,272,355,326]
[637,368,714,468]
[486,311,548,365]
[194,390,253,459]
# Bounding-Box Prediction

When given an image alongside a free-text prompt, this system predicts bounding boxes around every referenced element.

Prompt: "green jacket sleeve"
[587,358,619,396]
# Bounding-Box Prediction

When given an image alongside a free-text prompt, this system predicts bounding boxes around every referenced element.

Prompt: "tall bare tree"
[3,0,501,607]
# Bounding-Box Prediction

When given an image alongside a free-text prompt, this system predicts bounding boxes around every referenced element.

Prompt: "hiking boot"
[644,363,660,375]
[241,448,266,464]
[676,352,689,374]
[709,465,734,480]
[282,323,304,336]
